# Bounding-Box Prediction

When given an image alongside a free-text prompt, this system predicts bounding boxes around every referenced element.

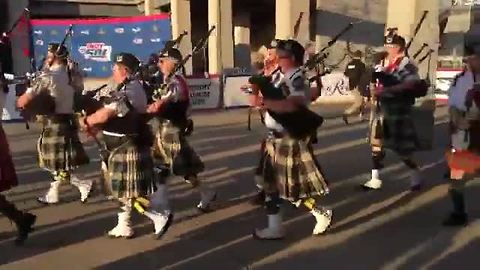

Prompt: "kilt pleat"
[0,125,18,192]
[153,122,204,176]
[381,103,418,156]
[262,137,329,201]
[105,139,155,199]
[37,121,89,172]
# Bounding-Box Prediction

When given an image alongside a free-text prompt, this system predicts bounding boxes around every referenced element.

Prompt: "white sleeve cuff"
[289,91,305,97]
[25,87,34,94]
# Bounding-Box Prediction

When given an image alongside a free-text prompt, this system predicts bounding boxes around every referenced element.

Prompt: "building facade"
[4,0,440,80]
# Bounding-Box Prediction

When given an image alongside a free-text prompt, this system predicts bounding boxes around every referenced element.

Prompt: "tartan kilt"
[262,136,329,201]
[37,120,89,172]
[103,139,155,199]
[0,125,18,192]
[153,122,204,177]
[381,103,419,157]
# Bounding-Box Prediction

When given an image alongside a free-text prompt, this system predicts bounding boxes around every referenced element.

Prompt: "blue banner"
[31,14,172,77]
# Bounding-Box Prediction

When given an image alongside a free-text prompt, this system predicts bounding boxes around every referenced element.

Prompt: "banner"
[320,72,350,96]
[31,14,172,77]
[314,72,354,103]
[223,75,251,108]
[187,76,221,110]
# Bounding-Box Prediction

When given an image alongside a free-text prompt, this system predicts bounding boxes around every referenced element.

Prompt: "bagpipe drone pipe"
[248,74,324,140]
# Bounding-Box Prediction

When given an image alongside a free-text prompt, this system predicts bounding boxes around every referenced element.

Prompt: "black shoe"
[15,213,37,245]
[443,169,450,179]
[342,115,349,125]
[442,212,468,227]
[249,191,266,205]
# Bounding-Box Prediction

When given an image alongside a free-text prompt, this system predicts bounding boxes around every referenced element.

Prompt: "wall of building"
[314,0,388,69]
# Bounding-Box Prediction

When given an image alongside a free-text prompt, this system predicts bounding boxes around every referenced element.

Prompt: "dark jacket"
[344,58,366,90]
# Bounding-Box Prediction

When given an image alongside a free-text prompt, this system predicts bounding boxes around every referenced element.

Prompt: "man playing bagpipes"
[147,48,217,213]
[443,36,480,226]
[362,30,427,191]
[0,61,36,245]
[247,39,331,240]
[16,43,94,205]
[248,39,284,206]
[78,53,173,239]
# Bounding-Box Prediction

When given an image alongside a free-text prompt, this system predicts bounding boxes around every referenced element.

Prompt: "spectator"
[342,50,367,125]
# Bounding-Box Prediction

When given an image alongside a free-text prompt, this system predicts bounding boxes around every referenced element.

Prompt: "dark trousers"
[0,194,24,223]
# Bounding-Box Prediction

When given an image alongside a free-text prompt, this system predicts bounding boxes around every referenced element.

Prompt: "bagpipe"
[20,25,75,124]
[372,11,431,99]
[152,26,215,100]
[247,75,323,140]
[74,83,108,115]
[145,27,214,136]
[245,22,359,139]
[138,30,189,96]
[368,11,434,149]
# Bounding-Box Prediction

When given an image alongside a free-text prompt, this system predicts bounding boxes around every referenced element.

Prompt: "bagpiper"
[247,39,331,240]
[250,39,284,205]
[362,30,425,191]
[443,34,480,226]
[147,48,217,213]
[0,61,36,245]
[17,43,94,205]
[79,53,172,238]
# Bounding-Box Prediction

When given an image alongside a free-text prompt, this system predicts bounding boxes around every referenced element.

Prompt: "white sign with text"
[187,77,221,110]
[223,75,251,108]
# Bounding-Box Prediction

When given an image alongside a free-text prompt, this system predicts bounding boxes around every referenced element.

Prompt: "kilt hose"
[261,136,329,202]
[102,135,155,200]
[0,125,18,192]
[37,119,89,173]
[381,103,419,157]
[153,122,204,178]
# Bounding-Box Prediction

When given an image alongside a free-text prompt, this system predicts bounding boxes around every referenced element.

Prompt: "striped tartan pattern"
[262,136,329,202]
[381,102,419,157]
[391,58,418,82]
[37,121,89,172]
[153,122,204,177]
[103,139,155,199]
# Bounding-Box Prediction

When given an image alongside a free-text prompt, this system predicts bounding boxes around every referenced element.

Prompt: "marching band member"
[147,48,217,213]
[362,31,424,191]
[79,53,172,239]
[17,43,94,205]
[0,61,36,245]
[250,39,284,205]
[443,37,480,226]
[248,40,331,240]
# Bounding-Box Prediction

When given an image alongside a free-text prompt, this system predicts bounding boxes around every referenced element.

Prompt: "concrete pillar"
[233,12,251,70]
[275,0,309,43]
[386,0,439,85]
[439,7,471,59]
[144,0,154,15]
[171,0,193,74]
[208,0,234,74]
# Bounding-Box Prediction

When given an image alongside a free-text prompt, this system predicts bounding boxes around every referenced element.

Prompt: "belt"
[102,133,137,150]
[267,130,285,139]
[45,114,76,125]
[103,131,138,137]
